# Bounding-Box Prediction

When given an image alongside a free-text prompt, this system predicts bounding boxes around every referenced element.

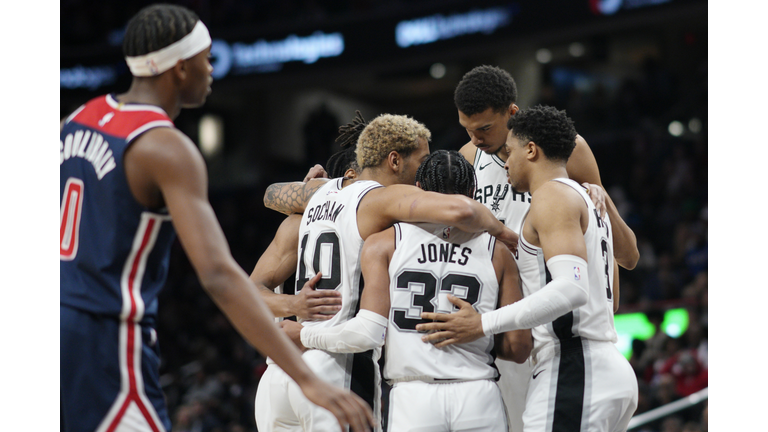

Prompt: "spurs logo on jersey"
[473,149,532,231]
[515,178,617,351]
[384,222,500,382]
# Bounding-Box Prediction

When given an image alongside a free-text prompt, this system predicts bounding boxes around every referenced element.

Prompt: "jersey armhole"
[488,235,497,260]
[392,223,402,250]
[473,146,482,166]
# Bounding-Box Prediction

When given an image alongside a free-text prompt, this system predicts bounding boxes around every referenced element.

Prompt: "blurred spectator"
[661,416,683,432]
[659,351,708,398]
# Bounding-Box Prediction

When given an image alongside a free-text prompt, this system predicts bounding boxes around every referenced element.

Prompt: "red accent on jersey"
[104,218,165,432]
[71,95,173,140]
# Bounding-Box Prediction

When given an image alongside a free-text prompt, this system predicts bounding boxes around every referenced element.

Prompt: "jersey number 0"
[60,177,84,260]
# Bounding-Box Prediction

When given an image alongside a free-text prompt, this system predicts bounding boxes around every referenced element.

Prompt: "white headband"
[125,21,211,77]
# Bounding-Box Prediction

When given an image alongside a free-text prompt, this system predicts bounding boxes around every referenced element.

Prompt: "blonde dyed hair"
[356,114,431,169]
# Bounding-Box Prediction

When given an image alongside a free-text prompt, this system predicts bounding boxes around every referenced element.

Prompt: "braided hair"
[415,150,477,198]
[123,4,200,57]
[325,110,366,178]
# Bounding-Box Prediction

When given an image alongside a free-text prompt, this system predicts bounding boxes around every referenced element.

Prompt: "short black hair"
[415,150,476,198]
[123,4,200,57]
[507,105,577,163]
[454,65,518,116]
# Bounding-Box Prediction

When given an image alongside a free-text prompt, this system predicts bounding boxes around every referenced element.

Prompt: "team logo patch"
[574,266,581,280]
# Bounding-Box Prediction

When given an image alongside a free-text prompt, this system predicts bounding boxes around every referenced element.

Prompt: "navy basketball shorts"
[61,305,171,432]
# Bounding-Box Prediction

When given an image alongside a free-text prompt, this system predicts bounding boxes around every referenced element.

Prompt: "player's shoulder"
[531,180,584,215]
[128,127,203,174]
[363,226,396,255]
[458,142,477,165]
[365,183,420,199]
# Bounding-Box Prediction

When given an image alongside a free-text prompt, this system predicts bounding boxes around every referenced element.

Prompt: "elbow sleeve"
[300,309,387,353]
[482,254,589,335]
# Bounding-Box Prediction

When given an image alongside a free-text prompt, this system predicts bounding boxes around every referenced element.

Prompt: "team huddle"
[60,4,640,432]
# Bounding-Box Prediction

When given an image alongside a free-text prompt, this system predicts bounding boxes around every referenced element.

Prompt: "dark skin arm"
[263,178,329,215]
[414,240,533,357]
[357,185,518,252]
[125,128,372,432]
[567,136,638,269]
[250,214,342,320]
[281,228,394,350]
[416,182,589,347]
[491,241,532,363]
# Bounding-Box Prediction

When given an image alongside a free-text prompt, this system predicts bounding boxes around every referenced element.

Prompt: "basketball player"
[255,114,518,432]
[453,65,639,431]
[281,150,532,431]
[250,127,364,323]
[418,106,639,432]
[59,5,372,432]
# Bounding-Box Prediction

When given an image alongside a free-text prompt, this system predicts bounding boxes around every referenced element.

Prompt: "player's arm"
[283,229,394,353]
[357,185,517,251]
[491,242,532,363]
[604,192,639,270]
[263,178,329,215]
[249,214,342,321]
[565,135,602,185]
[612,261,620,313]
[417,184,590,346]
[567,136,638,269]
[129,129,373,432]
[458,142,477,166]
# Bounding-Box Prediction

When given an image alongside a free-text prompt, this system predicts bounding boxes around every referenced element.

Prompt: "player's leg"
[387,381,448,432]
[255,364,302,431]
[61,305,120,432]
[286,374,344,432]
[521,354,559,432]
[61,305,171,432]
[496,358,532,432]
[581,341,639,432]
[450,380,508,432]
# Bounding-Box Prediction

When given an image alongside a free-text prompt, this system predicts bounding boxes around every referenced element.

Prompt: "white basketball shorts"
[387,379,508,432]
[523,338,638,432]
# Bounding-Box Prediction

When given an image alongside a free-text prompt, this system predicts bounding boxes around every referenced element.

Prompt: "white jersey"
[516,178,617,354]
[473,148,532,232]
[384,222,500,383]
[297,178,384,411]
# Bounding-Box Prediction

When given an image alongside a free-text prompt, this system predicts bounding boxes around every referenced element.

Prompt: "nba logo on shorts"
[574,267,581,280]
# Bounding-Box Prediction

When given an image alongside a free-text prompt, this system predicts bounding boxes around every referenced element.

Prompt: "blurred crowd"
[62,0,427,47]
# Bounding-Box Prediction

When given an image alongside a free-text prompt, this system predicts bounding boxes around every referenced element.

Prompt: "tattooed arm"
[263,178,330,215]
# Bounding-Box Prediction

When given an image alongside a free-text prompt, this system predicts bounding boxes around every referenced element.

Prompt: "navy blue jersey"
[60,94,176,323]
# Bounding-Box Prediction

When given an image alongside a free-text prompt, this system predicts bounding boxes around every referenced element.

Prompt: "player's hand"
[299,378,374,432]
[303,164,328,182]
[292,276,342,321]
[495,225,519,255]
[583,183,607,219]
[279,320,307,351]
[415,295,485,348]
